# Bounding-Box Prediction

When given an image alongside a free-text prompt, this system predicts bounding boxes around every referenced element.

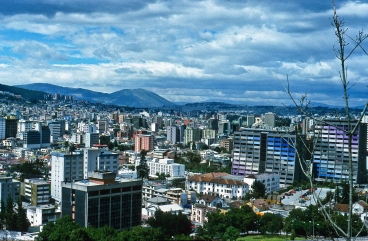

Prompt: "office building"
[61,171,142,230]
[313,120,368,184]
[84,133,100,148]
[167,126,180,144]
[231,129,306,187]
[0,117,5,140]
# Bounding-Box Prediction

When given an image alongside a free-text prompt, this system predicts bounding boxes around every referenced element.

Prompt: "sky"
[0,0,368,107]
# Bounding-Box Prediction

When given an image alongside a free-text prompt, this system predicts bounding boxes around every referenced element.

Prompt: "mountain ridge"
[15,83,174,108]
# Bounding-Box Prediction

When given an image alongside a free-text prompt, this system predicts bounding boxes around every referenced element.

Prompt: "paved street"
[281,188,335,207]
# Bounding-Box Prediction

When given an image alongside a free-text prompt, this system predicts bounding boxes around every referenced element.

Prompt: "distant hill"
[0,83,46,101]
[16,83,175,108]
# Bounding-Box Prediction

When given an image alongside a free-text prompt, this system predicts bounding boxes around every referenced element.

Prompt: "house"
[191,204,216,224]
[247,199,270,213]
[333,203,349,215]
[197,194,226,208]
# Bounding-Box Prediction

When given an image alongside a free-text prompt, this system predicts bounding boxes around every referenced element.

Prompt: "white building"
[51,149,119,201]
[27,204,60,227]
[243,173,280,194]
[186,172,249,199]
[147,158,185,178]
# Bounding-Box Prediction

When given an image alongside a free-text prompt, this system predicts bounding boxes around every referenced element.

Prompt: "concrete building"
[264,112,276,128]
[146,158,185,178]
[135,134,154,152]
[0,176,20,201]
[313,120,368,184]
[22,178,50,206]
[61,171,143,230]
[243,173,280,194]
[167,126,179,144]
[27,204,60,227]
[84,133,100,148]
[51,149,119,202]
[0,117,5,140]
[231,128,306,187]
[183,127,201,145]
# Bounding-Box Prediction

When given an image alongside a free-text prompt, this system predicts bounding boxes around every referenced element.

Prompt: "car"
[299,199,306,203]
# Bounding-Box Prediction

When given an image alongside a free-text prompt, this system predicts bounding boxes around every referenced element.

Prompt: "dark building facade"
[61,171,142,230]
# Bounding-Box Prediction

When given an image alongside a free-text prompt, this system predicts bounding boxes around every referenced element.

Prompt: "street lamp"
[309,219,315,240]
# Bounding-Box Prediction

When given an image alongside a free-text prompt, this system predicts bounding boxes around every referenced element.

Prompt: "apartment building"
[231,128,306,187]
[313,120,368,184]
[0,176,20,201]
[22,178,50,206]
[147,158,185,178]
[134,134,154,152]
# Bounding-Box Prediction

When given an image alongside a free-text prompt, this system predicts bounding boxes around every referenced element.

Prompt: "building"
[243,173,280,194]
[0,176,20,201]
[264,112,276,128]
[146,158,185,178]
[186,172,249,199]
[22,178,50,206]
[231,128,306,187]
[0,117,5,140]
[51,151,84,201]
[183,128,201,145]
[5,116,18,138]
[313,120,368,184]
[51,149,119,202]
[167,126,180,144]
[27,204,60,226]
[84,133,100,148]
[61,171,143,230]
[135,134,154,152]
[220,138,234,152]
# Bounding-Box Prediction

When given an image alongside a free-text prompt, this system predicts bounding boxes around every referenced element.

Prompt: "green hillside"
[0,83,46,101]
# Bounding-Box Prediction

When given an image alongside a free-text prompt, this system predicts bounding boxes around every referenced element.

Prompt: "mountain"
[0,83,46,101]
[15,83,174,108]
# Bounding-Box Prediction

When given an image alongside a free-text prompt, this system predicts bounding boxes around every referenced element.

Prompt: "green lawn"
[237,235,305,241]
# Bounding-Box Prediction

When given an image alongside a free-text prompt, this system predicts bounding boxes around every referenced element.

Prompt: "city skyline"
[1,1,368,107]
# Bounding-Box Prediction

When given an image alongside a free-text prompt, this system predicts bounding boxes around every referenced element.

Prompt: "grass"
[237,235,305,241]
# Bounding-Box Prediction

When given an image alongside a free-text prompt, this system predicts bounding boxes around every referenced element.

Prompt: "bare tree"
[278,2,368,240]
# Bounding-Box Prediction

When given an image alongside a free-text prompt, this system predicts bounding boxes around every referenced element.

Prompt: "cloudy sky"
[0,0,368,107]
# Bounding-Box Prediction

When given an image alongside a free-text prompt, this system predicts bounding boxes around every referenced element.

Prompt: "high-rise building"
[264,112,276,128]
[247,115,255,127]
[97,120,108,134]
[167,126,180,144]
[231,129,306,187]
[0,117,5,140]
[183,127,201,145]
[135,134,154,152]
[312,120,367,184]
[84,133,100,148]
[5,116,18,138]
[51,149,119,202]
[61,171,142,230]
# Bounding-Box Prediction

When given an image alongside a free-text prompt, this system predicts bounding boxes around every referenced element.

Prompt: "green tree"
[5,196,16,230]
[136,150,149,179]
[259,213,283,235]
[16,198,30,232]
[251,180,266,198]
[147,209,192,238]
[0,199,5,229]
[37,215,81,241]
[223,226,240,241]
[108,142,114,151]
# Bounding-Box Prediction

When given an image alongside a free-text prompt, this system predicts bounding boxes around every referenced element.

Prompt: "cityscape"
[1,0,368,241]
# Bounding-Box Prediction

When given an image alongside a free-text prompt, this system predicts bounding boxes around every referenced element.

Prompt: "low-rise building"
[186,172,249,199]
[146,158,185,178]
[244,173,280,194]
[27,204,60,226]
[0,176,20,201]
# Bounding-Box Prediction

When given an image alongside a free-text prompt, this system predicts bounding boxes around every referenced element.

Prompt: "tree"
[223,226,240,241]
[5,196,16,230]
[136,150,149,179]
[259,213,283,235]
[147,209,192,238]
[278,2,368,240]
[16,198,30,232]
[37,215,81,241]
[251,180,266,198]
[108,142,114,151]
